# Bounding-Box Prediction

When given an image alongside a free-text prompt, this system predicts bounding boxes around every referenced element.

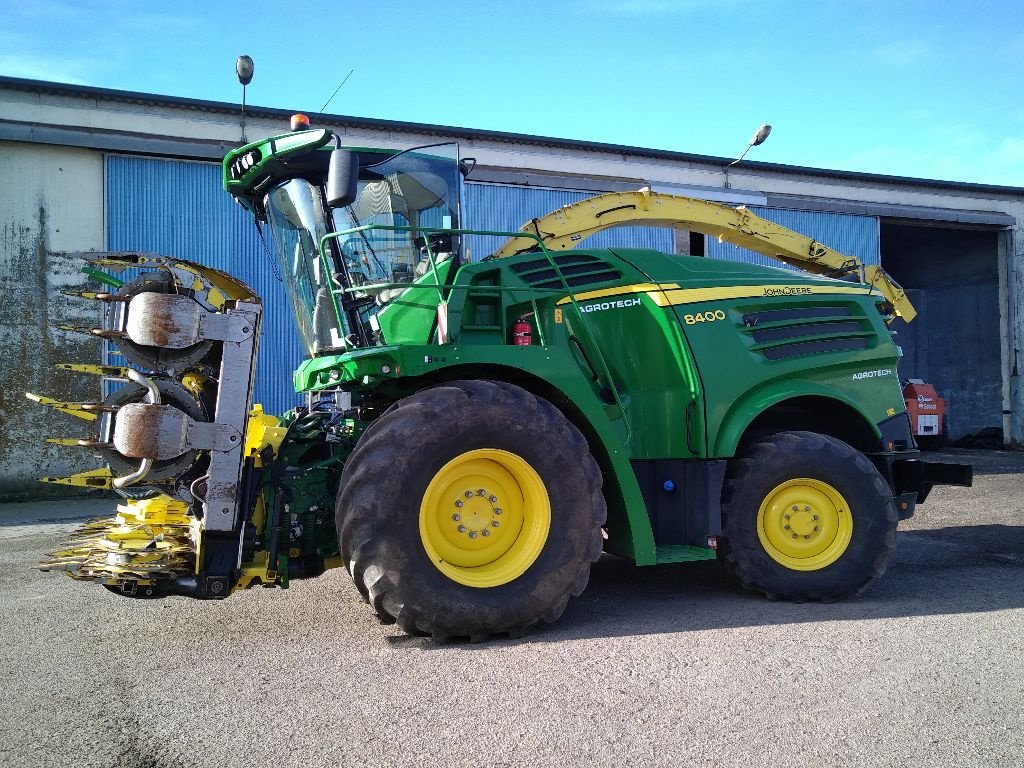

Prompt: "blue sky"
[3,0,1022,187]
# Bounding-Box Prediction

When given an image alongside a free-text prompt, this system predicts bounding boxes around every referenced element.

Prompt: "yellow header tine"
[55,363,132,378]
[39,467,114,489]
[25,393,99,422]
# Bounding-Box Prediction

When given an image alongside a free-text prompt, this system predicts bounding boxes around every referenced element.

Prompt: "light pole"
[724,123,771,189]
[236,55,254,144]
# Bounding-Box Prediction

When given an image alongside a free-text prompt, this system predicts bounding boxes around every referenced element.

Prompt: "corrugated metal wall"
[105,161,875,420]
[104,168,676,417]
[106,156,304,416]
[463,183,673,259]
[706,206,880,270]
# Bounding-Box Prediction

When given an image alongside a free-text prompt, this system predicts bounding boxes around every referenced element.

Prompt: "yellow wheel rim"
[418,449,551,588]
[756,478,853,571]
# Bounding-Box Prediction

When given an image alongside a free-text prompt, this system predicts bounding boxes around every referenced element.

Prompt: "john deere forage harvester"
[35,117,971,640]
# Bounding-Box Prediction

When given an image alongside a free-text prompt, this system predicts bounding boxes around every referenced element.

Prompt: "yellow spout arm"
[492,188,916,322]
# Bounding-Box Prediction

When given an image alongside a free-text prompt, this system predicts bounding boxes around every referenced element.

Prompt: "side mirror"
[327,149,359,207]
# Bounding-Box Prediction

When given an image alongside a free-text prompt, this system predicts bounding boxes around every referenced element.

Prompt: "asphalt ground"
[1,448,1021,768]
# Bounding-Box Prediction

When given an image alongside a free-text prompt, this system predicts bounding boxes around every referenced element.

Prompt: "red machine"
[902,379,947,444]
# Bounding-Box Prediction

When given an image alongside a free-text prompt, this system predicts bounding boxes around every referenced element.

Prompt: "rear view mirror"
[327,149,359,207]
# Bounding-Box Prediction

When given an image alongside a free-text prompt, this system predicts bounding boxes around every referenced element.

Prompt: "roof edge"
[2,75,1023,197]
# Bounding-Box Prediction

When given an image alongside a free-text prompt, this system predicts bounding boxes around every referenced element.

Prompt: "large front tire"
[336,380,606,641]
[720,431,898,601]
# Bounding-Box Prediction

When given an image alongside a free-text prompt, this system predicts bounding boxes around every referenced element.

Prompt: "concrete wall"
[0,142,104,498]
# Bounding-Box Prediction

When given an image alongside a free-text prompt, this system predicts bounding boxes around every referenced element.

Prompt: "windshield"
[332,143,461,304]
[262,144,462,357]
[264,178,348,355]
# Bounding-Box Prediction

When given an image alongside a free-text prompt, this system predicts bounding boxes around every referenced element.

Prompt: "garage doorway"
[882,222,1002,441]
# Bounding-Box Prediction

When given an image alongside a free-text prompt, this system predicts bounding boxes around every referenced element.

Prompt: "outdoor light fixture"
[236,55,255,144]
[724,123,772,189]
[236,55,254,86]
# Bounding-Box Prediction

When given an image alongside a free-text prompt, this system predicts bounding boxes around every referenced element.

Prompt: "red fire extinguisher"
[512,316,532,346]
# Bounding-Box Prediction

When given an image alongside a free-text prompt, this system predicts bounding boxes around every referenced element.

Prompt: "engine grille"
[740,305,873,361]
[510,253,621,290]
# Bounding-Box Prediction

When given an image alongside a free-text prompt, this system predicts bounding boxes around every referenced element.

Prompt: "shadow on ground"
[925,447,1024,475]
[394,522,1024,648]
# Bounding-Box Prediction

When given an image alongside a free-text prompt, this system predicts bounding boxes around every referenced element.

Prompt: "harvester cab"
[231,131,464,353]
[34,116,972,640]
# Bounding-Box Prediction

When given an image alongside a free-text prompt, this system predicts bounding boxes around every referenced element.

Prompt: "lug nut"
[791,533,798,539]
[482,530,490,537]
[477,489,486,496]
[465,491,473,498]
[494,508,502,515]
[458,525,466,533]
[804,535,811,539]
[491,520,500,528]
[792,506,798,511]
[814,525,819,531]
[784,525,790,530]
[455,500,464,508]
[812,514,819,521]
[489,495,497,503]
[452,514,461,521]
[469,531,478,539]
[784,513,790,520]
[804,506,811,512]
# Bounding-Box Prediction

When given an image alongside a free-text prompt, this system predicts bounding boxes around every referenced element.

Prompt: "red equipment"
[512,317,532,346]
[902,379,946,442]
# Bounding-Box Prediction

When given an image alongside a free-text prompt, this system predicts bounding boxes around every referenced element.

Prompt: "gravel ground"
[1,449,1021,768]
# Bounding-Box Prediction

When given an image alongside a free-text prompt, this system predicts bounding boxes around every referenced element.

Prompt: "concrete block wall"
[0,142,104,498]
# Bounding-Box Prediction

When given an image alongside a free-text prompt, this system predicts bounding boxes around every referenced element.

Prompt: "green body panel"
[226,129,911,568]
[374,258,455,345]
[291,246,909,566]
[223,129,333,207]
[296,342,659,563]
[604,248,905,457]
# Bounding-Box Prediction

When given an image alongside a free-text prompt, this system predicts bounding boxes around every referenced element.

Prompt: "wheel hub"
[451,489,502,538]
[786,505,819,538]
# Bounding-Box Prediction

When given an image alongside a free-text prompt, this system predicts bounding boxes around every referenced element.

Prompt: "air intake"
[510,253,621,290]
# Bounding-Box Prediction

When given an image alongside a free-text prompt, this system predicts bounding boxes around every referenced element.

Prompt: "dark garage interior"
[883,221,1003,441]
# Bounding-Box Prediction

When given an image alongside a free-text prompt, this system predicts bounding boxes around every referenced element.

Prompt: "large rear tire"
[335,380,606,641]
[720,431,898,601]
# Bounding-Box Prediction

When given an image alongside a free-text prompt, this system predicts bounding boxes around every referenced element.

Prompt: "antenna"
[312,69,355,123]
[236,55,255,144]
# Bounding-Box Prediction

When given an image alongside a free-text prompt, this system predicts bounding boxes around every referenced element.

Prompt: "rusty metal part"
[97,377,209,489]
[125,292,255,349]
[113,403,240,460]
[112,271,215,373]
